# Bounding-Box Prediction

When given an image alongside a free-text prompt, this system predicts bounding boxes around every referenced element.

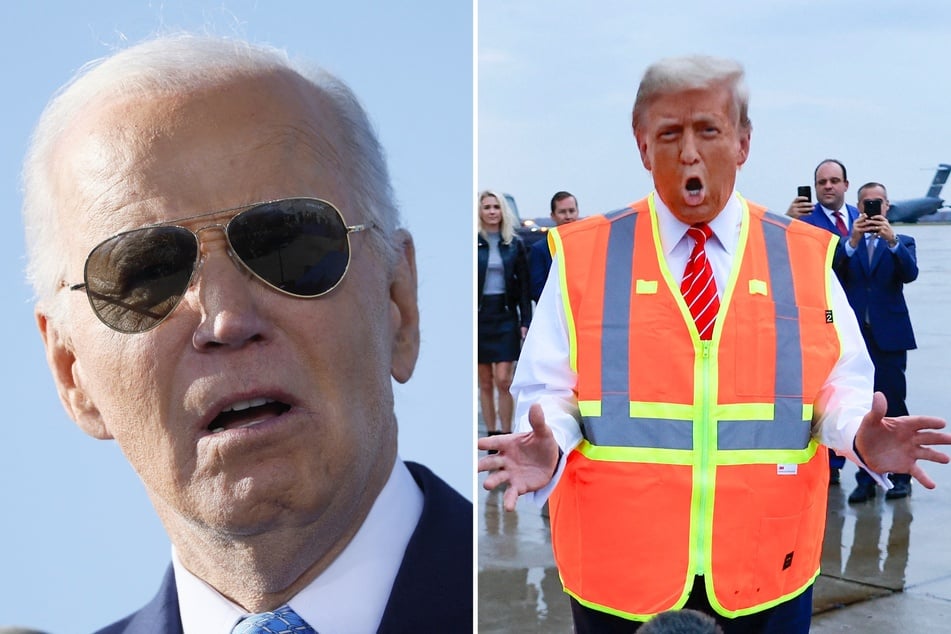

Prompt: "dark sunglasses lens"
[227,199,351,297]
[84,227,198,333]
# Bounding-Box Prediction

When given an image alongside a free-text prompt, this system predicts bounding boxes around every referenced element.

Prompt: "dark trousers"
[569,576,813,634]
[856,327,910,485]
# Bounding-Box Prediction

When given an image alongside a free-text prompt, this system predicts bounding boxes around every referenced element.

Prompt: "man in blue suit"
[834,182,918,503]
[529,191,580,302]
[24,34,471,633]
[787,158,860,484]
[787,159,860,237]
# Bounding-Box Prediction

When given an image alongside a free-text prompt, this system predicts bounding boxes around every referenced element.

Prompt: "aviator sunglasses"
[68,197,370,334]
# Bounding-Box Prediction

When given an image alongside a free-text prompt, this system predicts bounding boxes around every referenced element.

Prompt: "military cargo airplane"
[888,164,951,223]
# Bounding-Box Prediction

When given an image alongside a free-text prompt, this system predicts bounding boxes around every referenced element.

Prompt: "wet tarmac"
[478,223,951,632]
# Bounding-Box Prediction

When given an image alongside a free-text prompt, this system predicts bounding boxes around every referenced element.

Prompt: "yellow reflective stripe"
[716,194,751,333]
[715,402,774,421]
[714,403,812,422]
[716,439,820,465]
[562,586,680,623]
[578,400,601,417]
[550,228,578,373]
[647,195,694,331]
[629,401,694,420]
[585,401,806,422]
[576,440,694,465]
[706,568,820,618]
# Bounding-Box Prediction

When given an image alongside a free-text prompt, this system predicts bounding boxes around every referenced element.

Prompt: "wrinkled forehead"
[50,69,352,240]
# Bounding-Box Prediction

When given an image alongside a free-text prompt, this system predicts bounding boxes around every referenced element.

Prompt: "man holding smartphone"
[835,183,918,503]
[788,159,861,484]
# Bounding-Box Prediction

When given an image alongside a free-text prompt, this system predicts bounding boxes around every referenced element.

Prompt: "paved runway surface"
[479,223,951,632]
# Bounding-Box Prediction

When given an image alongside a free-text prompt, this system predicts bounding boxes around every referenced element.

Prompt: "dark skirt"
[478,294,521,363]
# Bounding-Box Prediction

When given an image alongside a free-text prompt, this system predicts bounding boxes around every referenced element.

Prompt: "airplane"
[887,164,951,223]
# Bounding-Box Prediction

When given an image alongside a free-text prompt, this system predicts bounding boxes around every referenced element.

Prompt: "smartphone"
[865,199,883,217]
[797,185,811,202]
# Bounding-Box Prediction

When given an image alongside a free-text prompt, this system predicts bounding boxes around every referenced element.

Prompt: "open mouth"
[686,177,703,194]
[207,398,291,434]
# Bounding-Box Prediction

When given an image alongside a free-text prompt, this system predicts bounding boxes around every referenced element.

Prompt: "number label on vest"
[777,464,798,476]
[825,309,834,323]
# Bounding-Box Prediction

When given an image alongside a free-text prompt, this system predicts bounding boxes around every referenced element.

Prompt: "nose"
[187,240,270,350]
[679,131,700,164]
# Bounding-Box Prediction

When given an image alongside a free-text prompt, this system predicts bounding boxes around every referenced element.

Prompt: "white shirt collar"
[653,190,743,257]
[173,458,424,634]
[819,203,847,223]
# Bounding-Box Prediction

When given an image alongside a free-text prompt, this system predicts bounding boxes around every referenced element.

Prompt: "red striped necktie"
[681,223,719,340]
[832,210,849,237]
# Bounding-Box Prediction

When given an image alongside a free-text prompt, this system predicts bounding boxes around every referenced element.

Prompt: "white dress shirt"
[174,457,424,634]
[819,203,850,234]
[513,191,884,501]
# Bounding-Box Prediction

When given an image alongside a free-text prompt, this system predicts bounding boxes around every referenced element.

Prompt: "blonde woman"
[477,190,532,443]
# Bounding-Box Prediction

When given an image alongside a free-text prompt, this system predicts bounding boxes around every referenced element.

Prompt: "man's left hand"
[855,392,951,488]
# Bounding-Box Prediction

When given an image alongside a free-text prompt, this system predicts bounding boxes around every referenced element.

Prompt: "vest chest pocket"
[725,295,789,399]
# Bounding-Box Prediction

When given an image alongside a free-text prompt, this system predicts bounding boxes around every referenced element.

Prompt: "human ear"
[36,309,112,439]
[634,127,652,171]
[736,127,751,167]
[387,230,420,384]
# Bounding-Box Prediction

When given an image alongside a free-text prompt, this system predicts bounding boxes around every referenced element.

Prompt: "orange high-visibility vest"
[547,193,842,620]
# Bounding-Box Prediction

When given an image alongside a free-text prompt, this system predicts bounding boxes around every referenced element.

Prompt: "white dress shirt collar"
[652,191,744,297]
[173,457,424,634]
[653,191,743,255]
[819,203,848,227]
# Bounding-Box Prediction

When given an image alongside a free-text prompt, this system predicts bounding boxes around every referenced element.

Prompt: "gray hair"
[632,55,751,134]
[22,33,400,310]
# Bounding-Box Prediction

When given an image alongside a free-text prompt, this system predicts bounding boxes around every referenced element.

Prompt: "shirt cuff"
[852,438,893,490]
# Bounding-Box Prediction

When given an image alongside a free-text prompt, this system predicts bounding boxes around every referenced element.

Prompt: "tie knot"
[687,223,712,244]
[232,605,317,634]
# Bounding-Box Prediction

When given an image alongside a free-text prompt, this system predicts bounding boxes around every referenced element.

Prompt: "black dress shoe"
[885,480,912,500]
[848,482,876,504]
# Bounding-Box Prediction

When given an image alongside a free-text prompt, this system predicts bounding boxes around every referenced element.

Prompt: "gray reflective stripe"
[583,211,637,441]
[719,215,808,450]
[581,210,810,452]
[582,210,694,450]
[585,417,694,449]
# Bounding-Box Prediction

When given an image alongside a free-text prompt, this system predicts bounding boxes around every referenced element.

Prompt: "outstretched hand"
[477,403,561,511]
[855,392,951,489]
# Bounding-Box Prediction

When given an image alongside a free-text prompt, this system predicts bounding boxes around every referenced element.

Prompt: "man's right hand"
[786,196,813,219]
[477,403,561,512]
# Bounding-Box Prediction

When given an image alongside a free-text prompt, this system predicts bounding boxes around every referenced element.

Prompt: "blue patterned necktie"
[231,605,317,634]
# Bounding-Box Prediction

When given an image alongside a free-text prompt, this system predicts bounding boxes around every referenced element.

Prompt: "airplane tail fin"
[925,164,951,198]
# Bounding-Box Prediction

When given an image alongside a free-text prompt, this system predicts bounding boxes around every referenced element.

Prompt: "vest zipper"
[695,339,713,577]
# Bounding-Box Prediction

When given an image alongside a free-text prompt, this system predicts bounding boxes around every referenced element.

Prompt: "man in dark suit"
[787,158,860,484]
[24,34,471,632]
[834,182,918,503]
[529,191,580,302]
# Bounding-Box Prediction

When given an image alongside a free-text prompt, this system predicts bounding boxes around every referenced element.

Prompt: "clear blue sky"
[0,2,471,632]
[479,0,951,220]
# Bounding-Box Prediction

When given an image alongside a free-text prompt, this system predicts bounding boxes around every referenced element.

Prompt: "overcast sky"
[479,0,951,219]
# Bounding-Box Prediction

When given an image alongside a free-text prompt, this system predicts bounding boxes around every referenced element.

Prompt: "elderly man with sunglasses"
[22,35,471,633]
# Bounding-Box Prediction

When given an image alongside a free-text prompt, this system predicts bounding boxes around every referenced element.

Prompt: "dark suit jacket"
[797,202,860,237]
[832,233,918,352]
[95,462,472,633]
[528,237,552,303]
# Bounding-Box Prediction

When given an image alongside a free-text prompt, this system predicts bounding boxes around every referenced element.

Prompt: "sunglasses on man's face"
[68,197,370,334]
